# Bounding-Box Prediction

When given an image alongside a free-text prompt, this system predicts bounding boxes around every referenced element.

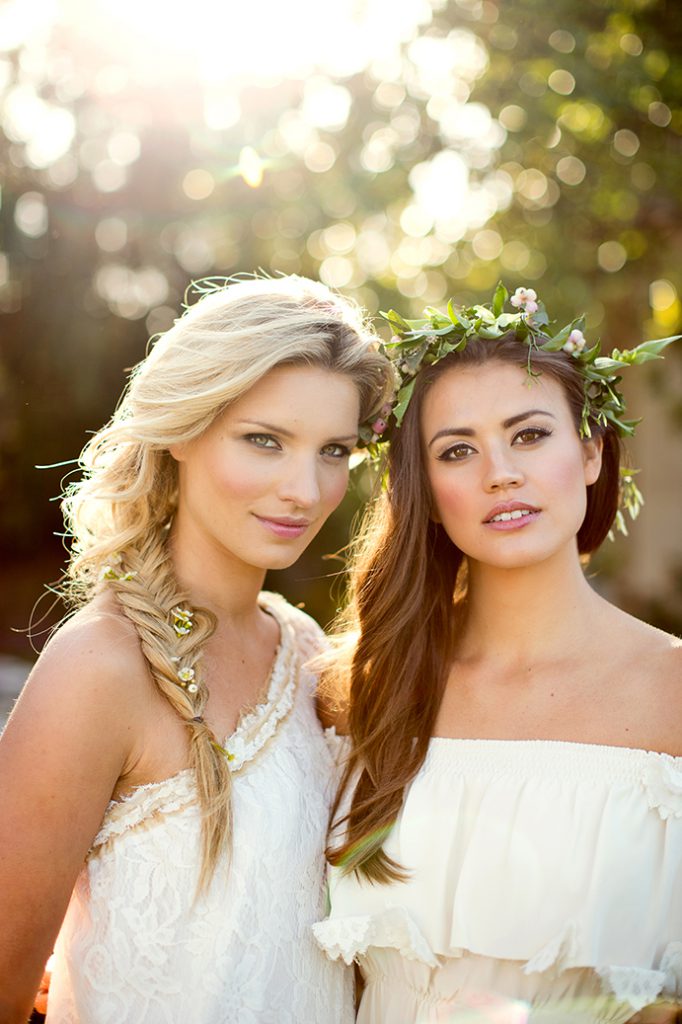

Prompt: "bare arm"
[0,616,142,1023]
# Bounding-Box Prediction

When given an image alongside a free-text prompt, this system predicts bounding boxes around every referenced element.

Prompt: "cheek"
[321,468,350,511]
[544,448,589,504]
[429,470,474,524]
[201,447,272,501]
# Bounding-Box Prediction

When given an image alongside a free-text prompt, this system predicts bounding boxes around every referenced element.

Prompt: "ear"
[168,443,187,463]
[582,434,603,486]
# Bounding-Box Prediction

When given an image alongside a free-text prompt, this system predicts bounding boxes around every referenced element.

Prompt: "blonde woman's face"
[421,360,602,571]
[171,364,360,572]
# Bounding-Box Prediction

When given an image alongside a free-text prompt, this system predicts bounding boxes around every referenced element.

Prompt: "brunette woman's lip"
[483,502,541,531]
[253,515,311,539]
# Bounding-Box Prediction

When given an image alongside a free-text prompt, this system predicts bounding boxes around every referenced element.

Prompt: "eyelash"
[244,434,351,459]
[246,433,280,450]
[437,426,552,462]
[513,426,552,445]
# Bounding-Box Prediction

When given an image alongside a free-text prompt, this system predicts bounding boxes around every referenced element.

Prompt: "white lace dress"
[314,738,682,1023]
[46,593,353,1024]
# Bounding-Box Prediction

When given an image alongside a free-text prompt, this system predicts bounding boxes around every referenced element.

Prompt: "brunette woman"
[315,286,682,1023]
[0,275,394,1024]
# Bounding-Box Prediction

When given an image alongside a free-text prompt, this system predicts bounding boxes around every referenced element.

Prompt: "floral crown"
[358,282,679,536]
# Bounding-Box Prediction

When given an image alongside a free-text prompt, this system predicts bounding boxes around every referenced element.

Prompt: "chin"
[253,544,307,572]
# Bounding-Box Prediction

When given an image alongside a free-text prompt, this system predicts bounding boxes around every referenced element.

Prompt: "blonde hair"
[61,274,395,891]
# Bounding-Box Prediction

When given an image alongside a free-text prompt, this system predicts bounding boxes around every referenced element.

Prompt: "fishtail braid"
[105,527,232,894]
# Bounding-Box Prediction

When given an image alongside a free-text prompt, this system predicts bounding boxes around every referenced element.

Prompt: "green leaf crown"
[358,281,679,537]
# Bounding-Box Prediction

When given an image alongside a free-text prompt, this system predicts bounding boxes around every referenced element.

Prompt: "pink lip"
[254,515,311,539]
[483,501,541,532]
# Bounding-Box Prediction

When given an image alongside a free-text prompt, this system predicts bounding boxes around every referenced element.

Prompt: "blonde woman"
[0,275,394,1024]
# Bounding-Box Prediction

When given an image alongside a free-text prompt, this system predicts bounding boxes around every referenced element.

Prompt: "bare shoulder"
[11,592,153,752]
[32,592,150,699]
[608,607,682,751]
[614,609,681,670]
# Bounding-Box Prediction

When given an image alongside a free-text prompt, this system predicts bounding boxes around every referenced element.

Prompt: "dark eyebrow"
[236,420,359,443]
[427,409,556,449]
[503,408,556,429]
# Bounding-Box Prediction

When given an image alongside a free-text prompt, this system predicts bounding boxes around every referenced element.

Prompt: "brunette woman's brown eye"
[438,443,475,461]
[513,427,552,445]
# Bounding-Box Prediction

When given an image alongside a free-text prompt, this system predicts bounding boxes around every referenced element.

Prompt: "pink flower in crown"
[510,286,539,315]
[371,418,388,435]
[563,329,587,354]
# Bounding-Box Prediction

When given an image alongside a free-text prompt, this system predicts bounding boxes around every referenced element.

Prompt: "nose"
[482,445,524,492]
[278,454,321,510]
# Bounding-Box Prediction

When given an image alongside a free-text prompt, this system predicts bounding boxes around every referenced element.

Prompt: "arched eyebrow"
[427,409,556,448]
[236,419,359,443]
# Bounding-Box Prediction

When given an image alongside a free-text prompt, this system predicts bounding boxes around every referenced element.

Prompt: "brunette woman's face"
[421,360,603,570]
[171,364,360,572]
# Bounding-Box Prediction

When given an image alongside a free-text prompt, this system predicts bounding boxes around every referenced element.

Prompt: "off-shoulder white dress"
[47,593,353,1024]
[314,738,682,1023]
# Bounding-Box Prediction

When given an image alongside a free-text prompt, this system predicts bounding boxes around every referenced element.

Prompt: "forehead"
[222,363,360,426]
[421,360,571,427]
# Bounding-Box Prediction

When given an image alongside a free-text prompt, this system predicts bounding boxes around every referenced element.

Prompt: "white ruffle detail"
[313,906,439,968]
[523,922,578,975]
[91,592,306,851]
[92,771,196,849]
[597,965,667,1012]
[224,593,298,771]
[661,941,682,996]
[643,752,682,819]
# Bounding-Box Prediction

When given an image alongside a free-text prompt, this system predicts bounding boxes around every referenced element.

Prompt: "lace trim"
[661,942,682,997]
[222,592,298,771]
[598,965,668,1012]
[90,592,305,850]
[91,771,196,850]
[643,752,682,820]
[313,906,439,968]
[523,922,578,975]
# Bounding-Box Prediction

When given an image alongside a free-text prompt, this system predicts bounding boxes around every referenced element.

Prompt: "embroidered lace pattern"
[46,594,353,1024]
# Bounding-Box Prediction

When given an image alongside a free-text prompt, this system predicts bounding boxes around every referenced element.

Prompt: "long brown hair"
[326,334,622,883]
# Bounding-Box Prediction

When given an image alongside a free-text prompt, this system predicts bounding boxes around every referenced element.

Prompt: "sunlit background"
[1,0,682,667]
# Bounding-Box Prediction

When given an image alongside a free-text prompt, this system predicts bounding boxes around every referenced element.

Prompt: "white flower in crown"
[563,328,587,354]
[510,286,539,314]
[178,667,195,683]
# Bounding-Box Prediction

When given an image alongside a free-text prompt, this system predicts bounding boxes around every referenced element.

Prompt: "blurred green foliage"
[1,0,681,652]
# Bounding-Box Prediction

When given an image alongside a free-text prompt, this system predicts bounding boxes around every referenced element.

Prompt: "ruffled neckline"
[316,735,682,1014]
[92,592,300,850]
[424,736,682,788]
[224,590,298,770]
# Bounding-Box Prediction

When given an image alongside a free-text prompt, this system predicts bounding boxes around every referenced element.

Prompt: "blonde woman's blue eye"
[246,433,279,449]
[322,444,351,459]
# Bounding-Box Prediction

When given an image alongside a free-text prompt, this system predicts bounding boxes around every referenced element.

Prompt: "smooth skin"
[421,360,681,1023]
[422,361,681,754]
[0,365,361,1023]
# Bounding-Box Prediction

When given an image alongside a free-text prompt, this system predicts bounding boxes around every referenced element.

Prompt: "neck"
[168,512,266,624]
[458,543,603,666]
